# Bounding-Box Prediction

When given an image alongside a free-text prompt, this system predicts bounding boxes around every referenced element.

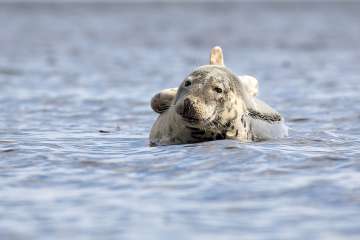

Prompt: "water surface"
[0,3,360,240]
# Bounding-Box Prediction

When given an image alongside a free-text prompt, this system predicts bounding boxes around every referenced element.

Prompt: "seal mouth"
[181,115,201,124]
[181,112,217,127]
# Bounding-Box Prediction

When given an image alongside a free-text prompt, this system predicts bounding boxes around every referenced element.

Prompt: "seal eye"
[214,87,223,93]
[184,80,192,87]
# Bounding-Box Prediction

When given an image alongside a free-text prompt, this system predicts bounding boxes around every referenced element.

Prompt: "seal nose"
[183,98,192,110]
[182,97,198,119]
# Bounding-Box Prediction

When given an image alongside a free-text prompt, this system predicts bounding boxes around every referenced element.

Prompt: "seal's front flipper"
[239,75,259,97]
[244,98,288,140]
[150,88,178,114]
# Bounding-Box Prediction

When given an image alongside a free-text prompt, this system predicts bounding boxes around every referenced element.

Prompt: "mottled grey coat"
[150,65,287,146]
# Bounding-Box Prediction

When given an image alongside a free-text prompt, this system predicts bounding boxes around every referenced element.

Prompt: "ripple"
[1,2,360,240]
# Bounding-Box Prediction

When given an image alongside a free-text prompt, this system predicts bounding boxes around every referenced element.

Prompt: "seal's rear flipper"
[209,46,258,96]
[210,46,224,65]
[150,88,178,114]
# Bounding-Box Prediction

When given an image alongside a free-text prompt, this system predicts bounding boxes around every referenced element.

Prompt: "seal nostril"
[182,98,197,118]
[184,98,191,107]
[214,87,223,93]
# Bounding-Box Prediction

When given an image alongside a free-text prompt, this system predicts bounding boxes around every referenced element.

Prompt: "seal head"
[173,65,248,141]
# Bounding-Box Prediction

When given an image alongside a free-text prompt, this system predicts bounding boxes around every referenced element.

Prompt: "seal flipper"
[150,88,178,113]
[209,46,259,96]
[210,46,224,65]
[238,75,259,97]
[244,98,288,140]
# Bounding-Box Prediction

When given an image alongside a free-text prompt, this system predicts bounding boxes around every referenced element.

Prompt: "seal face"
[173,65,244,142]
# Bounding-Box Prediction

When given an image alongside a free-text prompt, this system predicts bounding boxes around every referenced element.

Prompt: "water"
[1,2,360,240]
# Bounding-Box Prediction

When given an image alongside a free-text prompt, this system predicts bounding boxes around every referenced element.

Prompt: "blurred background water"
[0,2,360,240]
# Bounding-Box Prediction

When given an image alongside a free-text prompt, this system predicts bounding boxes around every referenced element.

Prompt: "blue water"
[1,3,360,239]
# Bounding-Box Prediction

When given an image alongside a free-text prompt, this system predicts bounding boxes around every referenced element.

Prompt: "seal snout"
[176,97,202,122]
[183,98,198,120]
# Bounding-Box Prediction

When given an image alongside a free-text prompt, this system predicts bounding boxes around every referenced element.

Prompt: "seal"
[149,46,288,146]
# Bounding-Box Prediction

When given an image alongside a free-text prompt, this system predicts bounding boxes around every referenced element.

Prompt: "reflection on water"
[0,2,360,240]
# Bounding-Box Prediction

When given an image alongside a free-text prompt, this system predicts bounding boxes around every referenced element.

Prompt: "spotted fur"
[150,65,288,145]
[247,109,282,123]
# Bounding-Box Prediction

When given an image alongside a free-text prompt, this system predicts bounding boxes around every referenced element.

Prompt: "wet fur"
[150,65,287,146]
